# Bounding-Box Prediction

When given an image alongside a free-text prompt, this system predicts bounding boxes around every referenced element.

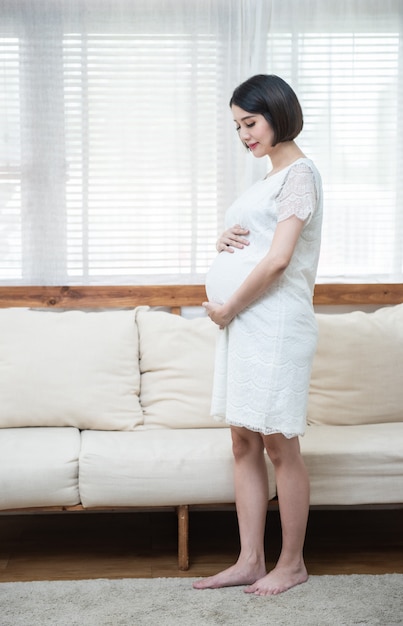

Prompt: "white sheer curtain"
[0,0,402,285]
[0,0,269,285]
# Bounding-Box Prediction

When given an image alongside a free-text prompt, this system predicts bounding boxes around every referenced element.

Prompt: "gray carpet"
[0,575,402,626]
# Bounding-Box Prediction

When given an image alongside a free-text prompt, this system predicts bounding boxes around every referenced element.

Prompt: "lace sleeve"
[275,162,317,223]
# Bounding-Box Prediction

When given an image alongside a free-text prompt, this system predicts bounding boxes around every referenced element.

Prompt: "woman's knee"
[264,433,301,466]
[231,427,264,460]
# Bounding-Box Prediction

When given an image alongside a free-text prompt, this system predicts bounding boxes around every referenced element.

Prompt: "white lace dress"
[205,158,323,438]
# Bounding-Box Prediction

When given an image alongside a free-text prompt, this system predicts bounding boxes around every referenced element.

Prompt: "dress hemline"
[213,414,304,439]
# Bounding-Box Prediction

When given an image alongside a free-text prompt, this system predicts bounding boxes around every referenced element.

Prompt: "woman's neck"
[267,141,306,176]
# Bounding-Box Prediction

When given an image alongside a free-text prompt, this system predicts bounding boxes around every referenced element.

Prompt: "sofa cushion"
[0,427,81,510]
[0,308,143,430]
[137,309,224,428]
[79,428,276,507]
[308,304,403,426]
[300,423,403,505]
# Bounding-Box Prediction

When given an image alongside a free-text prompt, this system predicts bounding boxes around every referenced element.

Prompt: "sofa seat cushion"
[0,427,80,510]
[308,304,403,426]
[0,308,143,430]
[79,429,276,507]
[137,309,224,428]
[300,423,403,505]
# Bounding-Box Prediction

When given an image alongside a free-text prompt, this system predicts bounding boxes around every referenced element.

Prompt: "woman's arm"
[204,215,305,328]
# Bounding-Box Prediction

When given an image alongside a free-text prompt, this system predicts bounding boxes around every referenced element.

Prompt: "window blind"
[0,1,232,285]
[268,0,403,280]
[64,32,219,282]
[0,36,20,280]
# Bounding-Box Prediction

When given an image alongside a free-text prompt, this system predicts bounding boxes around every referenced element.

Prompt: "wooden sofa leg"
[177,504,189,570]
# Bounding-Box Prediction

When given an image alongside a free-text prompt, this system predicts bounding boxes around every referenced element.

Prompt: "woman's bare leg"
[193,426,268,589]
[245,434,309,595]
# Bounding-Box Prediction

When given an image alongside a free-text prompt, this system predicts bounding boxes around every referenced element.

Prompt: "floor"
[1,508,402,582]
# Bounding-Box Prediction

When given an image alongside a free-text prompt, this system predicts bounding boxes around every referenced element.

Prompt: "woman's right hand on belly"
[216,224,250,252]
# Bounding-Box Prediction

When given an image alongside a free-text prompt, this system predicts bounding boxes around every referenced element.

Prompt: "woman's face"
[231,104,275,157]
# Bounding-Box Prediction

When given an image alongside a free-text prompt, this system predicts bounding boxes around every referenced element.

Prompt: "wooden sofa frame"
[1,283,402,570]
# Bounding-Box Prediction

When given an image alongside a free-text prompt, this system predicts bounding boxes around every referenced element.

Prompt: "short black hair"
[229,74,303,147]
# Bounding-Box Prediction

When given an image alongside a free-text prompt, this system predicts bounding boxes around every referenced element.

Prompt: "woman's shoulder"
[280,157,322,192]
[275,157,323,218]
[287,157,319,177]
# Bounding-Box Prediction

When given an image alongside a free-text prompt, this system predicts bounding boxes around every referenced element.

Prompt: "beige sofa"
[0,285,402,569]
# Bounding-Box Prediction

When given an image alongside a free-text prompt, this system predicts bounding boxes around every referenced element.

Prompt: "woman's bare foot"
[193,560,266,590]
[244,563,308,596]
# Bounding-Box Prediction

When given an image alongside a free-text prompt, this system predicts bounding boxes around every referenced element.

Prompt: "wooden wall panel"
[0,283,402,310]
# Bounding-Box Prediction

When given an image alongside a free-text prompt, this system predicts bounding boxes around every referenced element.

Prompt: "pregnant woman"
[193,75,323,595]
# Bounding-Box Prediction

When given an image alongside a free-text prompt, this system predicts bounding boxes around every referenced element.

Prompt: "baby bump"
[205,248,259,304]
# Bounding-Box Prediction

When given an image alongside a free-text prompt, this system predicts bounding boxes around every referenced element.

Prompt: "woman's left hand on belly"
[203,301,234,330]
